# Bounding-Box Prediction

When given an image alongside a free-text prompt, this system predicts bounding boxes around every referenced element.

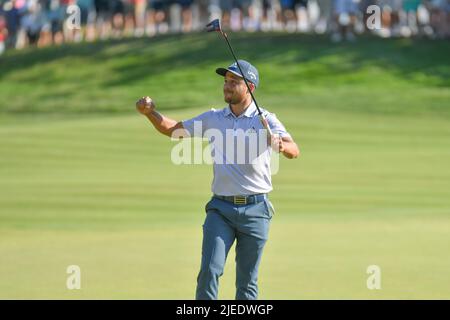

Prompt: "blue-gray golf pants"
[195,195,274,300]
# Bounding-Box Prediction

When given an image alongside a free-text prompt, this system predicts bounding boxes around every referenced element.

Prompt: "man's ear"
[248,83,256,93]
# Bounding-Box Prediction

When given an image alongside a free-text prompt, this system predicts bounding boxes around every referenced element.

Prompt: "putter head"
[206,19,221,33]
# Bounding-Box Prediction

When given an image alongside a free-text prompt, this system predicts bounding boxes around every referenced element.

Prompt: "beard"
[223,90,244,104]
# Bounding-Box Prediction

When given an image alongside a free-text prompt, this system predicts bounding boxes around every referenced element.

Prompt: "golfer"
[136,60,300,300]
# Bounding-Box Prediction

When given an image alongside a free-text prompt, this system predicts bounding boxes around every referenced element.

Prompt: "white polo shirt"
[182,102,291,196]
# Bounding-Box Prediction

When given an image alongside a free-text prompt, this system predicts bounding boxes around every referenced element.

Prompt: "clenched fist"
[271,134,285,153]
[136,96,155,115]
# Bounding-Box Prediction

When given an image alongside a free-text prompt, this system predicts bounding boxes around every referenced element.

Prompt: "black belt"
[213,194,267,205]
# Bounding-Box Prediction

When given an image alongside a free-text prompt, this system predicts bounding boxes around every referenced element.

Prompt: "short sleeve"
[265,112,292,139]
[181,109,215,138]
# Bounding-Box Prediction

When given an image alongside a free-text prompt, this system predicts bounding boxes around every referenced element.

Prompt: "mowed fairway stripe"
[1,107,450,298]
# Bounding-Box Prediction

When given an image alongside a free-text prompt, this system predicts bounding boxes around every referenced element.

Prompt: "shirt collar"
[223,102,258,118]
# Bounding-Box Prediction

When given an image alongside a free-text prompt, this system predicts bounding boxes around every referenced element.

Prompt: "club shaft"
[218,31,272,138]
[221,33,262,115]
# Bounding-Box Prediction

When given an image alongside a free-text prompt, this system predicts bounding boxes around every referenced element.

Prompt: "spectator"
[428,0,450,38]
[331,0,359,42]
[146,0,168,35]
[38,0,53,46]
[316,0,332,33]
[132,0,147,36]
[4,0,24,49]
[110,0,125,38]
[94,0,111,39]
[0,14,7,55]
[21,0,46,46]
[280,0,298,32]
[376,0,403,37]
[0,0,448,54]
[398,0,420,36]
[194,0,211,31]
[59,0,76,42]
[234,0,254,31]
[77,0,96,41]
[215,0,233,30]
[44,0,64,44]
[178,0,194,33]
[260,0,283,31]
[122,0,135,36]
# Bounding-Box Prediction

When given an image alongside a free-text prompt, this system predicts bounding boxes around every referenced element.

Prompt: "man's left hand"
[271,134,285,153]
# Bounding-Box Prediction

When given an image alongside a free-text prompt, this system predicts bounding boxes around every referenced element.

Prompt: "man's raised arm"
[136,96,187,138]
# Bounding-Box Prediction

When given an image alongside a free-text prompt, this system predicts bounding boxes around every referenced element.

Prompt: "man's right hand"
[136,96,155,116]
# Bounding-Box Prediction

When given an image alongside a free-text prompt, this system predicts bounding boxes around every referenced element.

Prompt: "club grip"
[259,114,273,138]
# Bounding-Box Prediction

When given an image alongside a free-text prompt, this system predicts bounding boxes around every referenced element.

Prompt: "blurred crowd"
[0,0,449,55]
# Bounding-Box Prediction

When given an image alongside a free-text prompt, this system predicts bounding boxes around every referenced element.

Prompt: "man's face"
[223,71,254,104]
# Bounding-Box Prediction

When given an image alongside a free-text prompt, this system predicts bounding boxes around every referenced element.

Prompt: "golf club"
[206,19,273,140]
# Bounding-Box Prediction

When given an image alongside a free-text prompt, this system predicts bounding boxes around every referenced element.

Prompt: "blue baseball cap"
[216,60,259,87]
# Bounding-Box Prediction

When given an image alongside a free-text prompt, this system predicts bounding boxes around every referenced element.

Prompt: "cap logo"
[248,71,256,80]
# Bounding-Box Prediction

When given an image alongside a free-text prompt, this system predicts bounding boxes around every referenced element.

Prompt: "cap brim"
[215,67,243,79]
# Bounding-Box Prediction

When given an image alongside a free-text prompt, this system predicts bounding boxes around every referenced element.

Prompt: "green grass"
[1,33,449,116]
[0,33,449,299]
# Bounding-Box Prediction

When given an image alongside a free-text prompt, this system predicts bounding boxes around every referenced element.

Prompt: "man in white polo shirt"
[136,60,300,300]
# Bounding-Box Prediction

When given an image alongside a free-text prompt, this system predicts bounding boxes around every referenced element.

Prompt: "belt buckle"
[234,196,247,205]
